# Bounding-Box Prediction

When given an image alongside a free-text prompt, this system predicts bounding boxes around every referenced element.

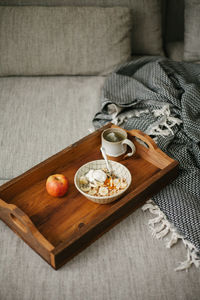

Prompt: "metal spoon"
[100,147,112,175]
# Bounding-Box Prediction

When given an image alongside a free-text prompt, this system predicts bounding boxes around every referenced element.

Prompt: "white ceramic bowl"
[74,160,132,204]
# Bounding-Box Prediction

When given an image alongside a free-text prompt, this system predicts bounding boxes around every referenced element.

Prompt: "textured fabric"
[0,76,105,178]
[93,57,200,254]
[0,6,132,76]
[184,0,200,61]
[166,42,184,61]
[0,207,200,300]
[0,180,8,186]
[0,0,164,56]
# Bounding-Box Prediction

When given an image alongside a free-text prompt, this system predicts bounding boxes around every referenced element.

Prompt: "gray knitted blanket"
[93,57,200,266]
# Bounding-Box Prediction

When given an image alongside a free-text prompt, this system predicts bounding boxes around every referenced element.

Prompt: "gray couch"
[1,1,200,300]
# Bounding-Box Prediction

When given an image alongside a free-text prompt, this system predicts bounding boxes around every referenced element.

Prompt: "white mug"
[101,128,136,158]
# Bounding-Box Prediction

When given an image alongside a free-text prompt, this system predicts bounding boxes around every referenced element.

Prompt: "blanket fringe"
[145,105,182,141]
[107,103,149,126]
[142,200,200,271]
[107,104,182,141]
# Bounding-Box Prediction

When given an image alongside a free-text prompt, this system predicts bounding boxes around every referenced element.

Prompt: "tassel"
[174,258,192,271]
[166,232,182,248]
[152,223,170,239]
[145,105,182,138]
[148,215,163,226]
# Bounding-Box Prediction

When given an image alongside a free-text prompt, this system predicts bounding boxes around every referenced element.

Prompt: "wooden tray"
[0,124,178,270]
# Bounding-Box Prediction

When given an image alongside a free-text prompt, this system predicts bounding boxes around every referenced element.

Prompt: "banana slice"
[99,186,108,196]
[88,188,96,196]
[80,184,90,192]
[79,176,88,185]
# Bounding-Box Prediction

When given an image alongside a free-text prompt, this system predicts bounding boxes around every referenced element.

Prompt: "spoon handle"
[100,147,112,174]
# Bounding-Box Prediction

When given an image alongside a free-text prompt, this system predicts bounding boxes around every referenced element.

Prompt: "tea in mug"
[104,132,125,143]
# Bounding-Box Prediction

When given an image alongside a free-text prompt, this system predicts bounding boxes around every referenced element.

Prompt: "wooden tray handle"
[111,125,157,150]
[0,198,54,252]
[127,129,157,150]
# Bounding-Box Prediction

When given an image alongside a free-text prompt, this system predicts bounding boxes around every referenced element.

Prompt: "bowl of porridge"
[74,160,132,204]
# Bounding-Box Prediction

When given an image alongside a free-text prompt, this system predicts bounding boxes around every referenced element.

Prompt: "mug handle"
[122,139,136,157]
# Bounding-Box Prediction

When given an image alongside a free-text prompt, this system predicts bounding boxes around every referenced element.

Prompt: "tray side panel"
[0,204,54,265]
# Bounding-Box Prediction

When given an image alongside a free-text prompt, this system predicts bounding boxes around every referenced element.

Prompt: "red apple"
[46,174,68,197]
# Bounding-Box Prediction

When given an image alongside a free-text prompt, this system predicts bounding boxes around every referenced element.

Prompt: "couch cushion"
[0,6,132,76]
[184,0,200,62]
[0,76,105,179]
[166,41,184,61]
[1,0,164,57]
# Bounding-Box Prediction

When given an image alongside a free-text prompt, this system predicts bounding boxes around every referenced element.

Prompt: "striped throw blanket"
[93,56,200,270]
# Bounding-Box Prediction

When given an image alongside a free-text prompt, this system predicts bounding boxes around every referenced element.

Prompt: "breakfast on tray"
[79,168,128,197]
[74,157,132,204]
